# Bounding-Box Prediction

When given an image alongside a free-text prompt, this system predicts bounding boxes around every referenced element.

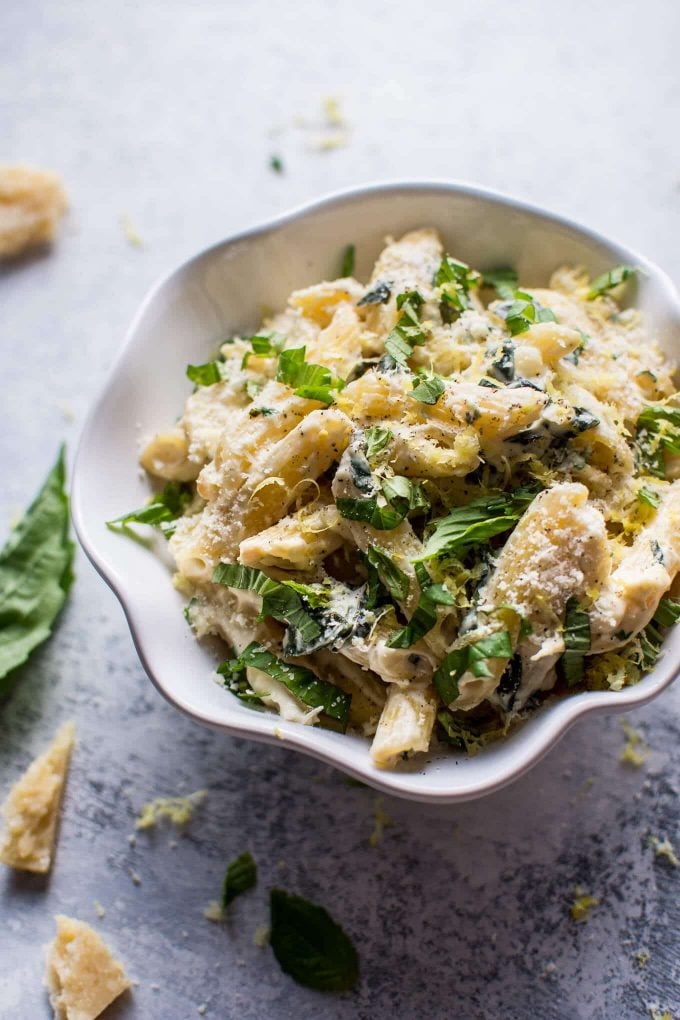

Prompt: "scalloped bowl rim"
[72,179,680,803]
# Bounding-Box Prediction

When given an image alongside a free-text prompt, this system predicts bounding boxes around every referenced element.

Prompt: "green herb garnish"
[226,643,351,730]
[384,291,426,368]
[0,446,75,691]
[186,361,226,386]
[365,546,410,603]
[270,155,284,174]
[221,851,257,910]
[107,481,192,539]
[387,561,454,648]
[411,372,445,405]
[269,889,359,991]
[336,475,427,532]
[212,564,322,648]
[498,290,556,336]
[364,426,393,463]
[241,331,287,369]
[340,244,355,278]
[635,404,680,479]
[277,346,344,404]
[433,630,512,704]
[586,264,636,300]
[418,488,537,562]
[248,406,277,418]
[435,256,480,322]
[557,597,591,687]
[483,267,518,300]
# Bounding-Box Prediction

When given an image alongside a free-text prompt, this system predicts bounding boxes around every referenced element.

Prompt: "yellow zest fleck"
[253,924,270,947]
[249,477,285,502]
[619,719,648,767]
[135,790,207,830]
[368,797,393,848]
[634,949,650,967]
[120,213,143,248]
[322,96,345,127]
[569,886,600,923]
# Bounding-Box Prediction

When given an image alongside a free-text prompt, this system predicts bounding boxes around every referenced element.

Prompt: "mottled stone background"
[1,1,679,1017]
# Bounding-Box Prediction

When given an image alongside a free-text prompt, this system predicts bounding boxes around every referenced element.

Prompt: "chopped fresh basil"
[435,256,480,322]
[277,346,344,404]
[108,481,192,538]
[364,426,393,463]
[635,404,680,478]
[652,596,680,629]
[212,563,322,648]
[269,889,359,991]
[483,267,518,301]
[411,372,445,405]
[230,643,351,730]
[386,561,454,648]
[0,446,75,691]
[186,361,226,386]
[384,291,426,368]
[357,282,391,306]
[221,851,257,910]
[564,331,589,365]
[557,597,591,687]
[586,264,636,300]
[335,496,402,531]
[418,488,537,562]
[248,406,276,417]
[241,330,287,368]
[270,154,284,174]
[381,475,429,516]
[365,546,410,603]
[340,244,355,278]
[336,475,427,532]
[488,341,515,384]
[433,630,512,705]
[348,447,375,494]
[498,290,556,336]
[217,655,264,707]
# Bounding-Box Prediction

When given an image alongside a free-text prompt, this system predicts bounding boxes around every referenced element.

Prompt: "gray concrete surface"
[1,1,679,1017]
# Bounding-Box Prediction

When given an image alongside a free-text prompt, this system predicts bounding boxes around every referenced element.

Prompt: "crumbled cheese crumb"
[619,720,648,767]
[45,914,131,1020]
[253,924,270,948]
[541,961,557,978]
[127,833,136,847]
[648,1007,672,1020]
[0,721,75,874]
[203,901,224,923]
[0,164,67,259]
[368,797,393,848]
[129,870,142,886]
[197,1005,208,1015]
[93,902,106,920]
[569,886,600,923]
[135,790,207,830]
[649,835,680,867]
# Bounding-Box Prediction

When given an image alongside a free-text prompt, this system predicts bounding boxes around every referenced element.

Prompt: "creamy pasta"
[121,229,680,768]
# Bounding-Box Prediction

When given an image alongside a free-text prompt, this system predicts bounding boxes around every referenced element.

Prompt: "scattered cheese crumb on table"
[203,901,224,923]
[135,790,207,830]
[253,924,270,948]
[45,914,130,1020]
[0,164,67,259]
[93,902,106,920]
[649,835,680,867]
[0,721,75,873]
[120,213,144,248]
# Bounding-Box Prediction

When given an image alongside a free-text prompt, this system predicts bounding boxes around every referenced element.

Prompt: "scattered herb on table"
[269,889,359,991]
[221,851,257,911]
[0,445,75,691]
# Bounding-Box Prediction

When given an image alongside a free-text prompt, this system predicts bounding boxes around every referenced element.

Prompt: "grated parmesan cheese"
[45,915,131,1020]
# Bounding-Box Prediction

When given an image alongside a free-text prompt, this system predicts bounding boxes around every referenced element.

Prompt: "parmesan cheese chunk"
[45,915,131,1020]
[0,721,75,873]
[0,164,67,258]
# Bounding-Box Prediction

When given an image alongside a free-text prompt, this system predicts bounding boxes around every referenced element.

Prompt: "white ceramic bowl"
[72,180,680,803]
